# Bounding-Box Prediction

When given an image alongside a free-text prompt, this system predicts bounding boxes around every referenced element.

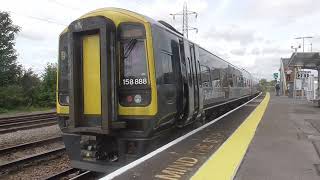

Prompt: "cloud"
[262,47,291,55]
[18,30,45,41]
[230,48,246,56]
[202,25,261,46]
[247,56,281,80]
[251,48,260,55]
[245,0,320,25]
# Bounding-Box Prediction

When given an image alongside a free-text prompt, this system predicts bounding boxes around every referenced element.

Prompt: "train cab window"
[119,23,148,86]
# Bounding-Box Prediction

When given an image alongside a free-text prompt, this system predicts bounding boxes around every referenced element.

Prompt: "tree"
[259,79,268,92]
[0,85,25,112]
[36,63,57,107]
[0,11,21,87]
[20,68,40,106]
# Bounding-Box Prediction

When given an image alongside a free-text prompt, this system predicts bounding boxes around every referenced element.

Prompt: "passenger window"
[188,59,193,85]
[179,40,186,65]
[200,65,211,87]
[161,51,174,84]
[228,74,234,87]
[198,61,202,87]
[211,69,220,80]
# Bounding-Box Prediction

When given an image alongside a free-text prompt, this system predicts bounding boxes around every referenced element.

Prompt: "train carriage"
[56,8,259,172]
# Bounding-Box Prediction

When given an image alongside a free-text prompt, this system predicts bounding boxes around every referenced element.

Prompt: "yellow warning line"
[191,93,270,180]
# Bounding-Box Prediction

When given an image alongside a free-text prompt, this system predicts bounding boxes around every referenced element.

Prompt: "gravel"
[0,153,72,180]
[0,125,62,149]
[0,141,64,163]
[0,117,76,180]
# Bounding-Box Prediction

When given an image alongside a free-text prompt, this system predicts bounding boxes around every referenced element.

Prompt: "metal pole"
[293,67,297,99]
[170,2,198,38]
[185,3,188,38]
[182,2,187,37]
[295,36,313,52]
[303,38,305,52]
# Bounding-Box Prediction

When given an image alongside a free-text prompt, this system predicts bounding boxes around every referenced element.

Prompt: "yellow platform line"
[191,93,270,180]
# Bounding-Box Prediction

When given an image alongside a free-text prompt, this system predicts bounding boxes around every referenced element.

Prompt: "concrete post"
[318,68,320,106]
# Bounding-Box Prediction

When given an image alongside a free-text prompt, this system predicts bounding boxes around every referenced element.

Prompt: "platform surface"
[235,95,320,180]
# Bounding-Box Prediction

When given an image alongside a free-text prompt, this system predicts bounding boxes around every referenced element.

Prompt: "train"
[56,8,259,172]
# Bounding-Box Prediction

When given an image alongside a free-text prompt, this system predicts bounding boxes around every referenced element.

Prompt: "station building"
[279,52,320,106]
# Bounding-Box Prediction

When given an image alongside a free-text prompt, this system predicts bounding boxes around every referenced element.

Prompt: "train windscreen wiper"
[124,39,138,58]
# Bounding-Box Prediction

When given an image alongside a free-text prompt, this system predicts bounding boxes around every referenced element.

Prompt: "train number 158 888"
[122,78,147,85]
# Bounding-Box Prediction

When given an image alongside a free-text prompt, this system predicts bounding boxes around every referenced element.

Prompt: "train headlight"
[134,94,142,104]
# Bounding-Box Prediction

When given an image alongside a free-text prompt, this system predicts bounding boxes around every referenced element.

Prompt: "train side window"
[188,59,193,85]
[200,65,211,87]
[228,74,234,87]
[161,51,174,84]
[197,61,202,87]
[238,76,242,87]
[179,40,186,65]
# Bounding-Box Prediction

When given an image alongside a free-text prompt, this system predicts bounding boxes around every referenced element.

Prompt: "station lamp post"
[295,36,313,52]
[291,45,301,53]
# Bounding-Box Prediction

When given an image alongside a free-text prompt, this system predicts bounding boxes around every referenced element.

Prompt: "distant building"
[279,53,319,106]
[279,58,294,97]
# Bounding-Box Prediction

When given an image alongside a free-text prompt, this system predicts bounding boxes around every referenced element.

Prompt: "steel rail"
[0,147,66,171]
[44,168,82,180]
[0,112,56,122]
[0,117,56,128]
[0,136,62,154]
[0,121,58,134]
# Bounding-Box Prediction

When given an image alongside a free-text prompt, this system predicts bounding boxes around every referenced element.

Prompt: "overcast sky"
[1,0,320,80]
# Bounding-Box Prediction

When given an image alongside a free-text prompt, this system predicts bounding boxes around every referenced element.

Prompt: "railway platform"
[235,94,320,180]
[100,93,320,180]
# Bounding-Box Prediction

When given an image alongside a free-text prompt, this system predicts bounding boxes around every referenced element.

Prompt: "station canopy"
[288,52,320,69]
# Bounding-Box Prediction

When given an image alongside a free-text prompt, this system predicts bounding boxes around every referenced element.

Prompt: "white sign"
[296,71,311,79]
[295,79,302,90]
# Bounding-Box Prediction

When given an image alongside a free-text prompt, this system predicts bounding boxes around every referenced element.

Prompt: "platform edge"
[191,93,270,180]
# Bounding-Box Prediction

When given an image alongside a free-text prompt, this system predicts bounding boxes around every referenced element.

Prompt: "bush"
[0,63,57,113]
[0,85,27,109]
[33,63,57,107]
[0,108,8,113]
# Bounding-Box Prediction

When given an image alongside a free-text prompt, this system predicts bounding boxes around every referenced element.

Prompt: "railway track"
[45,169,103,180]
[0,112,57,134]
[44,168,101,180]
[0,136,62,154]
[0,146,66,175]
[44,168,82,180]
[0,136,64,175]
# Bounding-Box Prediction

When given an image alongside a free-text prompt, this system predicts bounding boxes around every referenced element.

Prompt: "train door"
[182,39,195,124]
[172,40,184,120]
[189,44,199,114]
[68,17,117,133]
[194,46,203,114]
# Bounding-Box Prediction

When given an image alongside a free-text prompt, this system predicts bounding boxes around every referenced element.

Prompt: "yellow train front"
[57,8,259,172]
